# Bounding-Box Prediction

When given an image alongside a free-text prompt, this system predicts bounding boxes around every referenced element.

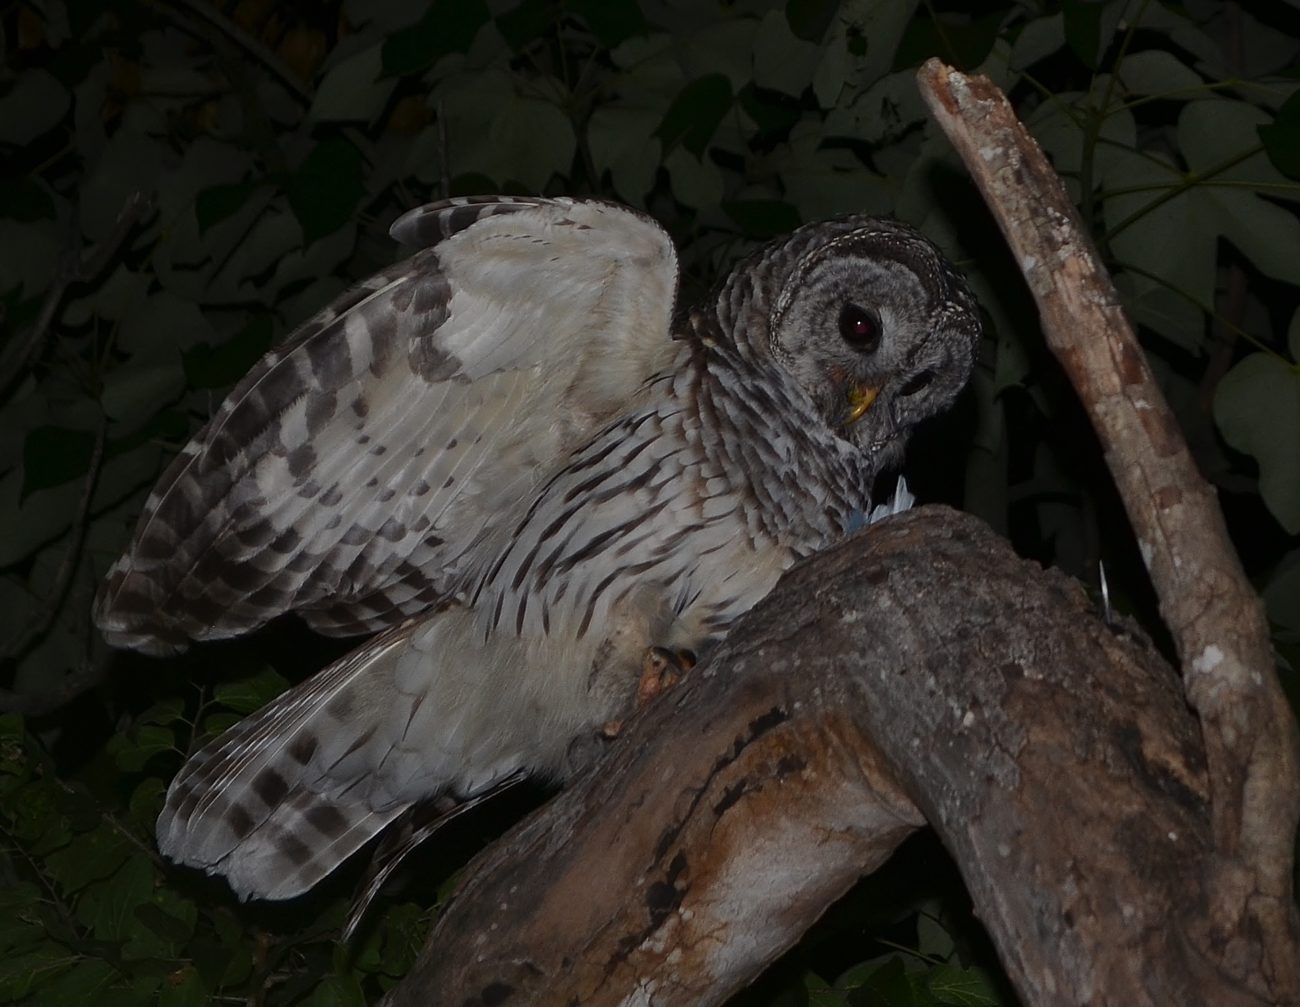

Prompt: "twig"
[0,191,152,396]
[916,57,1299,994]
[161,0,312,107]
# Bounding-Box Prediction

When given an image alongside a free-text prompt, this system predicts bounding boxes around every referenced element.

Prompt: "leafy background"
[1,0,1297,1003]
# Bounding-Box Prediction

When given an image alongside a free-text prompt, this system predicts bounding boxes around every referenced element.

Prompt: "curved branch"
[388,509,1281,1006]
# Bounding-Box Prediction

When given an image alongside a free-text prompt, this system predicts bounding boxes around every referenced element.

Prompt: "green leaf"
[382,0,490,77]
[722,200,802,239]
[806,969,853,1006]
[1117,49,1203,96]
[126,889,198,960]
[127,778,167,832]
[300,973,367,1007]
[44,826,133,894]
[182,315,274,390]
[0,880,46,954]
[753,10,821,98]
[1264,552,1300,632]
[76,855,152,943]
[435,68,576,192]
[1214,350,1300,534]
[1009,14,1064,69]
[213,667,291,714]
[101,355,185,424]
[893,12,1003,71]
[786,0,840,43]
[195,180,261,235]
[0,69,71,145]
[0,217,61,299]
[0,946,75,1002]
[137,697,186,727]
[310,43,396,124]
[925,964,1004,1006]
[656,74,733,158]
[21,426,96,500]
[1176,100,1300,286]
[496,0,551,50]
[1259,91,1300,180]
[106,723,175,772]
[569,0,646,48]
[1062,0,1104,69]
[4,779,72,851]
[31,958,117,1007]
[846,955,922,1006]
[285,139,366,246]
[158,966,208,1007]
[916,907,955,960]
[0,177,56,221]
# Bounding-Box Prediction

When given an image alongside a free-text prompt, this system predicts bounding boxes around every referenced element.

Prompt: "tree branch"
[915,58,1299,992]
[388,509,1286,1006]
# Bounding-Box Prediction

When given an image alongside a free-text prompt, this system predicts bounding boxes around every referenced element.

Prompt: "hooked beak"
[845,385,880,426]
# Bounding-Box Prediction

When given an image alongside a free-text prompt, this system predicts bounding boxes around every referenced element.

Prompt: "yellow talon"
[846,385,879,425]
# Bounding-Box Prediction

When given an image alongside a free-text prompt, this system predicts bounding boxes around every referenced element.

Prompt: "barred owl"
[95,196,980,902]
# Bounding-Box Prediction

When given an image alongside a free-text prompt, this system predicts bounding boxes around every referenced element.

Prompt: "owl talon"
[637,646,696,707]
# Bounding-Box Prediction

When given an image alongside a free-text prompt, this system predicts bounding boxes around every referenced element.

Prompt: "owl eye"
[838,303,881,352]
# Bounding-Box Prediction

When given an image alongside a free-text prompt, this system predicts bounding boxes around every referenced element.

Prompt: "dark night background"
[1,0,1297,1003]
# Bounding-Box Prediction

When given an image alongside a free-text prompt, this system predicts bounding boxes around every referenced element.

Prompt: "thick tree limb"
[916,59,1299,996]
[388,509,1282,1006]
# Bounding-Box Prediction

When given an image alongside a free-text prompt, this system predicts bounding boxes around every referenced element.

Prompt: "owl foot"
[636,646,696,707]
[600,647,697,739]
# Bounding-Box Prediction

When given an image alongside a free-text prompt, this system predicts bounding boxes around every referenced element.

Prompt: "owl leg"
[636,645,697,705]
[601,646,697,738]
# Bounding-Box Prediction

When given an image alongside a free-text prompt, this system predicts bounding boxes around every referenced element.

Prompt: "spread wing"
[96,196,681,654]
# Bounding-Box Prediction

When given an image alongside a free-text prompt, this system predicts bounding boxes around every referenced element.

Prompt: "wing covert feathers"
[95,196,680,654]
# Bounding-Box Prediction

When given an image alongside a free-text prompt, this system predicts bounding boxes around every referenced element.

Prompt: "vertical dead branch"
[916,58,1299,996]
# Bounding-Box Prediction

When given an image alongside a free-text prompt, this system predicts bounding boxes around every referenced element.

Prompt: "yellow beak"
[845,385,879,425]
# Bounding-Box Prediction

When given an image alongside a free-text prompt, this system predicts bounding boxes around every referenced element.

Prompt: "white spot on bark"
[1168,831,1179,842]
[961,710,975,728]
[1138,540,1154,569]
[1192,646,1224,674]
[617,978,658,1007]
[998,843,1011,858]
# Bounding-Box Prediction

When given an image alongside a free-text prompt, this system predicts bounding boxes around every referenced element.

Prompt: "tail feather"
[342,772,524,940]
[158,627,414,899]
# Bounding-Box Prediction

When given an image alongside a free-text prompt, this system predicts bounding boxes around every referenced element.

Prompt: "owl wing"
[96,196,681,654]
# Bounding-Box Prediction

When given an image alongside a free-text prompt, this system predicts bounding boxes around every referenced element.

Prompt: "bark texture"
[387,508,1277,1007]
[916,59,1300,1001]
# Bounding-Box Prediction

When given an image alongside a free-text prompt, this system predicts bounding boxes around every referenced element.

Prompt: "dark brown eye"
[838,303,880,352]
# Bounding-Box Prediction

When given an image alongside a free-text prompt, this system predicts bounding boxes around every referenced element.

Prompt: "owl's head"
[736,219,981,464]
